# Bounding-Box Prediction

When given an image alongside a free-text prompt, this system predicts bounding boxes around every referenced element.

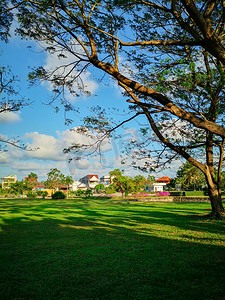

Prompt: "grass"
[0,198,225,300]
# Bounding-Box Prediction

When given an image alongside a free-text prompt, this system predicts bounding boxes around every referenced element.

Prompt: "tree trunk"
[206,180,224,219]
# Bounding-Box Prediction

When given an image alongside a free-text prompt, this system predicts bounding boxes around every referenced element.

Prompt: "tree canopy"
[10,0,225,218]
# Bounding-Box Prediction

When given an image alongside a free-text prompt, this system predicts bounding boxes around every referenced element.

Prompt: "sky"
[0,31,181,182]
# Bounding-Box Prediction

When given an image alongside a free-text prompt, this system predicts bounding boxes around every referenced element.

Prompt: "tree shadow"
[0,199,225,299]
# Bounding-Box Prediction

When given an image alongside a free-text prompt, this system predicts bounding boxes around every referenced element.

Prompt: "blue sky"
[0,33,180,182]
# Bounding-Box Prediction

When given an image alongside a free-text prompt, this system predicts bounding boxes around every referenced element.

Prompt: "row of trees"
[172,162,225,192]
[108,169,155,198]
[0,169,73,195]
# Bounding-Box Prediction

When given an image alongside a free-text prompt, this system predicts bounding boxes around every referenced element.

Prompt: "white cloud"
[12,161,52,171]
[0,152,10,164]
[0,111,21,123]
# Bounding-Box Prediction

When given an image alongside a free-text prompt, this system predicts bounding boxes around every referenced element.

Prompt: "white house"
[153,176,171,192]
[79,175,99,189]
[71,181,87,191]
[100,175,111,186]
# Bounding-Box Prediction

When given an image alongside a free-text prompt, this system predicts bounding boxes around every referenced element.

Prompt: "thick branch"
[90,57,225,137]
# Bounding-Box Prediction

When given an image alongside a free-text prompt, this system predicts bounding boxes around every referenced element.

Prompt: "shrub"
[52,191,66,199]
[105,186,116,194]
[41,191,48,199]
[27,191,37,198]
[169,191,185,196]
[133,192,152,197]
[155,192,170,197]
[76,189,85,196]
[84,188,93,197]
[185,191,205,197]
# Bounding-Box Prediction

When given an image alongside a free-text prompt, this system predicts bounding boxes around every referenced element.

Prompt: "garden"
[0,197,224,299]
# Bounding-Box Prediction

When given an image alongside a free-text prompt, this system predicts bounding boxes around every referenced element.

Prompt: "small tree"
[52,191,66,200]
[62,175,73,197]
[95,183,105,193]
[112,175,135,198]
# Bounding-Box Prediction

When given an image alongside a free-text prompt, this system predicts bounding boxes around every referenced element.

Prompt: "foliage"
[95,184,105,192]
[36,190,48,198]
[0,3,30,150]
[63,175,73,187]
[185,191,207,197]
[105,185,116,194]
[27,191,37,198]
[9,181,31,195]
[0,65,29,151]
[52,191,66,200]
[75,189,85,196]
[175,162,206,191]
[155,192,170,197]
[133,192,152,198]
[110,169,147,197]
[169,191,185,197]
[27,172,38,179]
[84,188,93,197]
[45,168,66,189]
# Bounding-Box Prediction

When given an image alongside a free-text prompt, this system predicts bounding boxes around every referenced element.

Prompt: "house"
[153,176,171,192]
[79,175,99,189]
[25,177,46,191]
[71,181,87,191]
[2,175,17,189]
[100,175,111,186]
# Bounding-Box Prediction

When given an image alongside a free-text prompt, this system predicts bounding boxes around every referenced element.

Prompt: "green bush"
[52,191,66,199]
[169,191,185,196]
[105,185,116,194]
[27,191,37,198]
[76,189,85,196]
[185,191,206,197]
[84,188,93,197]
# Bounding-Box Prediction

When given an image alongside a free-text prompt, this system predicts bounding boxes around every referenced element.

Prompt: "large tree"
[14,0,225,218]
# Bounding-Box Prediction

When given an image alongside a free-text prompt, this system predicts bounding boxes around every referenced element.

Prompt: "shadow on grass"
[0,199,225,300]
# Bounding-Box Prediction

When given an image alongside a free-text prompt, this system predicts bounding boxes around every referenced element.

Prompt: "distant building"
[79,175,99,189]
[2,175,17,189]
[71,181,87,191]
[25,176,46,191]
[100,175,111,186]
[153,176,171,192]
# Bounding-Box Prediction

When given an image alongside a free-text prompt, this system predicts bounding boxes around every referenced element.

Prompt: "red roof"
[33,183,46,188]
[156,176,171,183]
[88,175,99,179]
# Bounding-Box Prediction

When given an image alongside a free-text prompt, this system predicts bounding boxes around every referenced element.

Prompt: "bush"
[185,191,206,197]
[169,191,185,196]
[105,185,116,194]
[95,184,105,193]
[84,188,93,197]
[155,191,170,197]
[76,189,85,196]
[52,191,66,199]
[27,191,37,198]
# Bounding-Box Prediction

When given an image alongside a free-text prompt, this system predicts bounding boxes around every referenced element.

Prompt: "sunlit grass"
[0,198,225,299]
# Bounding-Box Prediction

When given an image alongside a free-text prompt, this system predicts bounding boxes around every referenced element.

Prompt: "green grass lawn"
[0,198,225,300]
